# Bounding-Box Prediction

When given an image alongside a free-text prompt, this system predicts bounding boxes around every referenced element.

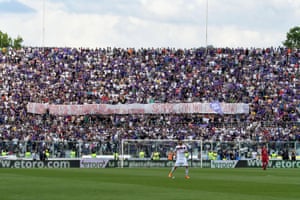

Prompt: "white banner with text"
[27,102,249,115]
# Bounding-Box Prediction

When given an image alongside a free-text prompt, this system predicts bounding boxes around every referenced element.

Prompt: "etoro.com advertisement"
[244,160,300,168]
[0,159,79,168]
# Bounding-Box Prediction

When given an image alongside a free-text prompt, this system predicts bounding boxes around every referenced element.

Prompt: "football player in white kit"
[168,140,190,179]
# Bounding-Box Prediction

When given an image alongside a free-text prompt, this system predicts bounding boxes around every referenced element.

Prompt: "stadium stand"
[0,46,299,158]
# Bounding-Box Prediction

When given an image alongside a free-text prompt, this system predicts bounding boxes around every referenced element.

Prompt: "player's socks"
[185,168,189,176]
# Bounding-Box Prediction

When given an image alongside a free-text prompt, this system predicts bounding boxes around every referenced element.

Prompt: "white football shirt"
[175,144,188,160]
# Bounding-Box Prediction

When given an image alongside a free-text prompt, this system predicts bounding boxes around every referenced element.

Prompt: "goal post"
[120,139,203,168]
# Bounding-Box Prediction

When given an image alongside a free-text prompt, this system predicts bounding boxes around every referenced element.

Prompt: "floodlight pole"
[205,0,208,55]
[42,0,45,48]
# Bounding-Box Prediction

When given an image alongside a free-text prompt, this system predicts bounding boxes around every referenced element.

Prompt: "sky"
[0,0,299,49]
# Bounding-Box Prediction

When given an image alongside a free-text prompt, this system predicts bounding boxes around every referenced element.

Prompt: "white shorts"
[174,158,188,167]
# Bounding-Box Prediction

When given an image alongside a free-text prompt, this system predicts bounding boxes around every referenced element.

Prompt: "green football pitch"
[0,168,299,200]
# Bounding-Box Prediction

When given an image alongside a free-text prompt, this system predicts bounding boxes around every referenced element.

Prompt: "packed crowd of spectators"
[0,46,299,156]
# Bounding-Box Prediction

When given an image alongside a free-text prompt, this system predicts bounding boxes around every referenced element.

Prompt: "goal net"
[120,139,203,168]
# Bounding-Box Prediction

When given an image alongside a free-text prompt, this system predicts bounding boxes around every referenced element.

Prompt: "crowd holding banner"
[0,46,299,160]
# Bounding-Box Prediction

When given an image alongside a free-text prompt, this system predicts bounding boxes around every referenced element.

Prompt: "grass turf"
[0,168,299,200]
